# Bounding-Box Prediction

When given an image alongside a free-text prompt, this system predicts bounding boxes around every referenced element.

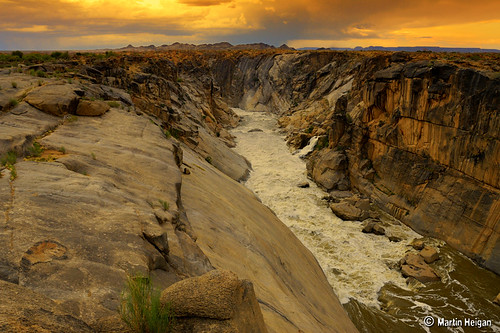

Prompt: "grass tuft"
[8,98,18,108]
[158,199,169,211]
[107,101,120,108]
[1,151,18,181]
[1,151,17,167]
[120,273,175,333]
[28,142,44,157]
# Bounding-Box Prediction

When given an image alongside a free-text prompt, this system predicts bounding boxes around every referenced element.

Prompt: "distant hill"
[299,46,500,53]
[118,42,294,51]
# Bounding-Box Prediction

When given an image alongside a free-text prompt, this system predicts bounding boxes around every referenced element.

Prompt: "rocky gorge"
[0,48,498,332]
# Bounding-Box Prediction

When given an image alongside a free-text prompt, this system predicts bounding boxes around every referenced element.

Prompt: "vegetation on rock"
[120,274,175,333]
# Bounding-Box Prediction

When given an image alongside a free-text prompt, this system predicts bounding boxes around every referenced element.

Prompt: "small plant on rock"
[59,146,66,154]
[107,101,120,108]
[28,142,44,157]
[158,199,169,211]
[1,151,18,181]
[120,273,175,333]
[11,82,17,88]
[163,129,171,139]
[8,98,18,108]
[205,156,213,164]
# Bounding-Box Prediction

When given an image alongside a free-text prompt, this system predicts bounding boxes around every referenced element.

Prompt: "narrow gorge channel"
[230,108,500,333]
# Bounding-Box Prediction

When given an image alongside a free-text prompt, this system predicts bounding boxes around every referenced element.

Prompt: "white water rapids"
[229,108,500,332]
[230,108,420,307]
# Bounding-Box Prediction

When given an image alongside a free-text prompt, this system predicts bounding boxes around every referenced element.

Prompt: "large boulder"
[24,84,80,116]
[400,253,440,283]
[307,149,350,190]
[330,200,369,221]
[420,246,439,264]
[76,99,110,116]
[161,270,268,332]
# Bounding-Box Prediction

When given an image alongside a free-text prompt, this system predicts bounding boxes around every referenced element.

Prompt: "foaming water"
[230,108,500,332]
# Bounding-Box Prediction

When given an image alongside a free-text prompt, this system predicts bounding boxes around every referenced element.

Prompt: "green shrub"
[8,98,18,108]
[11,82,17,88]
[28,142,43,157]
[158,199,169,211]
[205,156,213,164]
[108,101,120,108]
[315,136,329,150]
[50,51,69,59]
[120,274,175,333]
[1,151,17,166]
[11,50,23,58]
[163,129,171,139]
[59,146,66,154]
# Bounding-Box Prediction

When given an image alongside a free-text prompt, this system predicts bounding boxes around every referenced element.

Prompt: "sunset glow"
[0,0,499,50]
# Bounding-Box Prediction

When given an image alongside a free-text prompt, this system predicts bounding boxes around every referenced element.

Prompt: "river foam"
[230,108,421,307]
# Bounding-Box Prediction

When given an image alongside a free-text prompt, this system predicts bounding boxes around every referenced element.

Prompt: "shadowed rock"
[76,99,110,116]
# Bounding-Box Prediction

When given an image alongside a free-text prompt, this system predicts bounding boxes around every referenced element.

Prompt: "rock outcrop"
[0,68,357,332]
[161,270,268,333]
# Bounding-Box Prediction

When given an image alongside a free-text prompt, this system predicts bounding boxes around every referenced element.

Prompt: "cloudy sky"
[0,0,499,50]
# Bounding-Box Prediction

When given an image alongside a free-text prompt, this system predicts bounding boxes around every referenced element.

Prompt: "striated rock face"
[346,59,500,273]
[258,52,499,274]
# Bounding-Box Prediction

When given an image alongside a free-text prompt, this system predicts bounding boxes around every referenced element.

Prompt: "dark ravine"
[90,49,498,274]
[0,49,498,332]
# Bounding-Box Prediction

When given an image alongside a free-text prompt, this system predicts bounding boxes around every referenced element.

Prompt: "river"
[230,108,500,333]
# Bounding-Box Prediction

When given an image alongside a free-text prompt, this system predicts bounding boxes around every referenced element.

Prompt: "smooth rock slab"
[25,84,80,116]
[0,279,93,333]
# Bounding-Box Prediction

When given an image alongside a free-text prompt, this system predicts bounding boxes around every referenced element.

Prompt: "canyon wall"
[220,51,499,274]
[75,50,499,273]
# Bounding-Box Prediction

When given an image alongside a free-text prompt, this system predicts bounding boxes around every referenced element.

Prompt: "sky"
[0,0,499,50]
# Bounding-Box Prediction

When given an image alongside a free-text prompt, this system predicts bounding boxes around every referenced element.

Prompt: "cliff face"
[234,51,499,274]
[347,58,500,272]
[78,50,499,273]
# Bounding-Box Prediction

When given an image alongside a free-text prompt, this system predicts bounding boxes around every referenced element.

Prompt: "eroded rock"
[161,270,268,333]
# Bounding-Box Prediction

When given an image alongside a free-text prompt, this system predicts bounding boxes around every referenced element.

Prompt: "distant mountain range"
[118,42,293,51]
[116,43,499,53]
[299,46,500,53]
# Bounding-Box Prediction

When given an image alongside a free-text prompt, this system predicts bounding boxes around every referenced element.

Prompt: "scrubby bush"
[11,50,23,58]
